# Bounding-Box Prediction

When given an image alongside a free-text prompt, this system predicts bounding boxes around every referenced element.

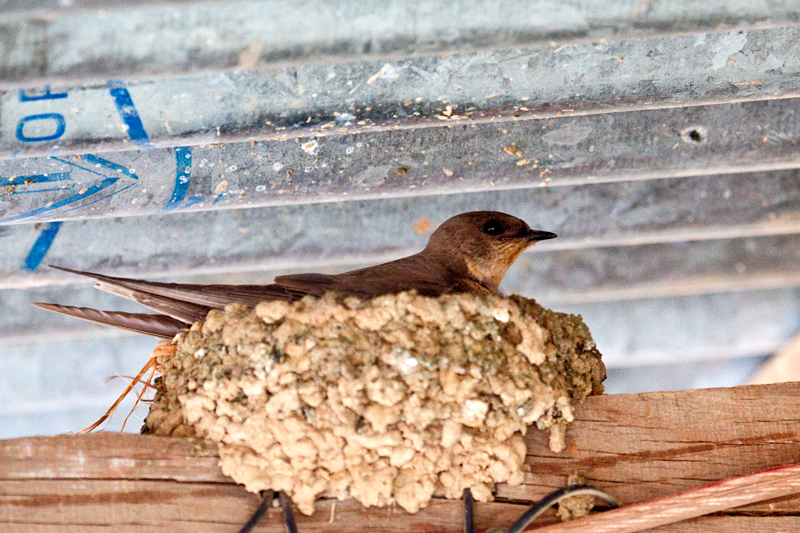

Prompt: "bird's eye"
[482,220,504,235]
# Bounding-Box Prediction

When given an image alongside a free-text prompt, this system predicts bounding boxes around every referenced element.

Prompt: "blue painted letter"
[19,86,68,102]
[16,113,67,142]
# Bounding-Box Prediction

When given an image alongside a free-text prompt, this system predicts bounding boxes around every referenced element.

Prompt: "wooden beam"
[2,382,800,531]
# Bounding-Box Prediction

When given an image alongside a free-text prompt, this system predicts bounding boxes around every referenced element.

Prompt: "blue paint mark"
[50,154,131,179]
[182,196,206,208]
[0,155,138,223]
[22,221,62,271]
[1,177,120,223]
[19,86,68,102]
[160,147,192,212]
[1,172,71,185]
[57,183,137,215]
[16,113,66,142]
[81,153,139,178]
[212,192,227,205]
[10,187,75,195]
[107,80,155,149]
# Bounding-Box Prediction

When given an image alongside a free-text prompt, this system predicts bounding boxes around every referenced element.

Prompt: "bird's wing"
[271,272,338,296]
[31,303,186,339]
[49,266,307,308]
[34,266,325,337]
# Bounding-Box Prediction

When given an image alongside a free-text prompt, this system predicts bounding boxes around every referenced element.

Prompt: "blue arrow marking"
[81,153,139,176]
[0,155,139,223]
[1,172,72,186]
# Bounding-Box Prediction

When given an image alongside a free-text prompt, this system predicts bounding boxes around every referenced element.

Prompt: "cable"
[238,490,274,533]
[505,485,618,533]
[463,488,474,533]
[279,491,299,533]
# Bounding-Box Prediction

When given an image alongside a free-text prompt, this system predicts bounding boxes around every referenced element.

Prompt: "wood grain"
[2,382,800,531]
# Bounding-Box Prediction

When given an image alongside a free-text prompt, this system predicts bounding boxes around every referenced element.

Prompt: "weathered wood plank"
[505,383,800,504]
[523,463,800,532]
[2,383,800,531]
[0,433,224,483]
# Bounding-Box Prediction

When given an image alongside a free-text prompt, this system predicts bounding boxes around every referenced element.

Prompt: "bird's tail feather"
[92,281,213,324]
[48,265,304,309]
[34,265,325,337]
[31,303,187,339]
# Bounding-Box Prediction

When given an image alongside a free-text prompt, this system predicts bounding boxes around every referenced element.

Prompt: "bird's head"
[424,211,557,290]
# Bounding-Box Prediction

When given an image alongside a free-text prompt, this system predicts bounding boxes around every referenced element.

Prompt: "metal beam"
[3,97,800,224]
[1,1,798,86]
[3,168,800,287]
[605,356,765,394]
[561,288,800,367]
[0,333,149,438]
[2,27,800,158]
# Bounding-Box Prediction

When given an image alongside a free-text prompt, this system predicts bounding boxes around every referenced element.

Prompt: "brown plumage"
[33,211,556,339]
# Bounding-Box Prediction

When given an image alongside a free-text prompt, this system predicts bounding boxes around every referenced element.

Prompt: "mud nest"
[144,291,605,515]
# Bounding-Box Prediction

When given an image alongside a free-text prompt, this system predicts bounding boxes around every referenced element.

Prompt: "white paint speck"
[301,140,319,155]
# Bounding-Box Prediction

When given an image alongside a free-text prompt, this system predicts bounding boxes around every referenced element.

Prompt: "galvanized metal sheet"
[3,27,799,158]
[2,0,800,439]
[2,97,800,224]
[1,0,798,86]
[561,288,800,367]
[7,168,800,358]
[513,234,800,305]
[604,356,766,395]
[3,168,800,287]
[0,333,150,438]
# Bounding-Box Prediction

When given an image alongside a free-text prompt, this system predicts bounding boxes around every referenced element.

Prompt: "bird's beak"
[523,229,558,242]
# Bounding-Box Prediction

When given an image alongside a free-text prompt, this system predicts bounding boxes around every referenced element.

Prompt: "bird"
[33,211,557,339]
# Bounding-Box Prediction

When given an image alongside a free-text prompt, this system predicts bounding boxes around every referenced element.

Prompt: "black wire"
[505,484,618,533]
[236,483,612,533]
[279,491,299,533]
[463,488,474,533]
[238,490,274,533]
